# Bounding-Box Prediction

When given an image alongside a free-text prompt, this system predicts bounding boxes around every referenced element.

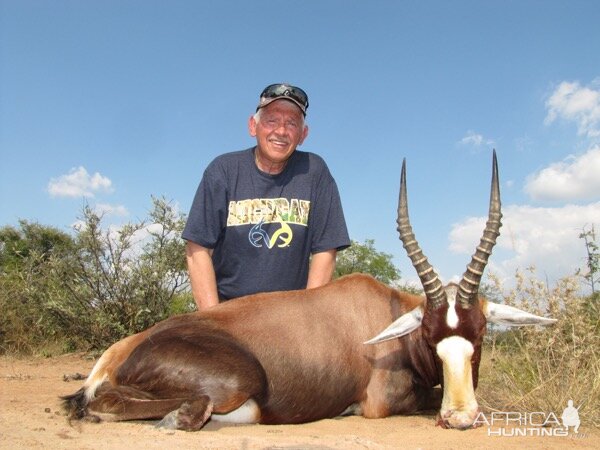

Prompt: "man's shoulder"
[293,150,329,169]
[212,148,253,165]
[205,148,253,175]
[292,151,334,183]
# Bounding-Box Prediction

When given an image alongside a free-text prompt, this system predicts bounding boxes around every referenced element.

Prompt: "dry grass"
[478,269,600,428]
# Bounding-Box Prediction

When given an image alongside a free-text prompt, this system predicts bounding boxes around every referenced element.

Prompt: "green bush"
[335,239,401,284]
[0,197,189,354]
[0,222,76,353]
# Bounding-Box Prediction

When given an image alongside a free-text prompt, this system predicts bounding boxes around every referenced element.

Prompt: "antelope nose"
[442,409,480,430]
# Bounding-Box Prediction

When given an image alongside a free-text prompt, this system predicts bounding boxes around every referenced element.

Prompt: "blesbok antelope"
[62,151,555,430]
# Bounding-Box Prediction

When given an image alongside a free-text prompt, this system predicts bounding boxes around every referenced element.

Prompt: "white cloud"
[545,79,600,138]
[459,130,490,147]
[111,222,179,259]
[449,202,600,287]
[524,145,600,201]
[48,166,114,198]
[95,203,129,217]
[69,221,168,262]
[441,78,600,290]
[459,130,495,149]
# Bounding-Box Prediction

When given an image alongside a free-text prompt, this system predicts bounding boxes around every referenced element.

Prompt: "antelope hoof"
[156,396,214,431]
[156,410,179,429]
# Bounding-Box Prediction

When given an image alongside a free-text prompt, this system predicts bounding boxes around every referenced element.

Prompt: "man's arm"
[186,241,219,309]
[306,249,337,289]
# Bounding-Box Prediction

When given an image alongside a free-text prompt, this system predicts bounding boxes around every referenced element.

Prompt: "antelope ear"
[364,306,423,345]
[484,301,557,326]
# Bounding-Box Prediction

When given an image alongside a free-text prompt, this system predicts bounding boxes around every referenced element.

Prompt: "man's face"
[249,100,309,166]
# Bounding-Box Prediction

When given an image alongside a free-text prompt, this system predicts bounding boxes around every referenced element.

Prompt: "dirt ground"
[1,353,598,450]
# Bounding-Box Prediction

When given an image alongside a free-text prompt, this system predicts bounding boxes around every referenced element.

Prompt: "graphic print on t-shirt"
[248,219,293,248]
[227,198,310,249]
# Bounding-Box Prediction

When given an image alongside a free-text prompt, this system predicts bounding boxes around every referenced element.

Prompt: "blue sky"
[1,1,599,290]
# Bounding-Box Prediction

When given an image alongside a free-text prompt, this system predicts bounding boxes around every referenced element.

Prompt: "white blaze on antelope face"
[436,335,479,429]
[444,285,459,329]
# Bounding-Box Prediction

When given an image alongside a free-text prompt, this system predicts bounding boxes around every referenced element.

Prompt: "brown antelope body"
[62,151,555,430]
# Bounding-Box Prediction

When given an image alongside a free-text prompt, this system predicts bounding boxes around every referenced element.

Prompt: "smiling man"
[183,83,350,309]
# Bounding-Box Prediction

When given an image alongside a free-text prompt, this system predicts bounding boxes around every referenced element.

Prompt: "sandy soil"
[0,353,597,450]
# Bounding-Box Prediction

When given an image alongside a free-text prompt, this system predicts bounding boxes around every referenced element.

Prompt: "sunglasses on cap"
[257,83,309,115]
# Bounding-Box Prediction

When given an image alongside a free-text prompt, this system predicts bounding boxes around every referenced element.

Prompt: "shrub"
[45,197,189,350]
[478,269,600,428]
[0,222,76,354]
[0,197,189,354]
[335,239,401,284]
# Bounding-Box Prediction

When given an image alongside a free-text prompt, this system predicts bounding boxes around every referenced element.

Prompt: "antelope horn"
[457,150,502,307]
[397,158,446,310]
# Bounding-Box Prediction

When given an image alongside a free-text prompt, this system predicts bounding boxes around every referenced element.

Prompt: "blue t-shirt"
[182,147,350,300]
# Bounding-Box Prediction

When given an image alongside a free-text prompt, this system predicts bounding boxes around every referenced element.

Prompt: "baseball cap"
[256,83,309,116]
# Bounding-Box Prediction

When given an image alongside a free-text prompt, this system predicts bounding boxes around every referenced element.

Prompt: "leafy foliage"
[0,221,77,353]
[578,224,599,295]
[0,198,191,353]
[335,239,401,285]
[49,197,190,349]
[0,220,75,271]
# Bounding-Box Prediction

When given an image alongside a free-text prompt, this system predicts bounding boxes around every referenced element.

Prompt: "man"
[183,83,350,309]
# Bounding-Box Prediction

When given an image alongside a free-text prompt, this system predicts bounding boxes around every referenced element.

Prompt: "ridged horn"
[457,150,502,307]
[397,158,446,310]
